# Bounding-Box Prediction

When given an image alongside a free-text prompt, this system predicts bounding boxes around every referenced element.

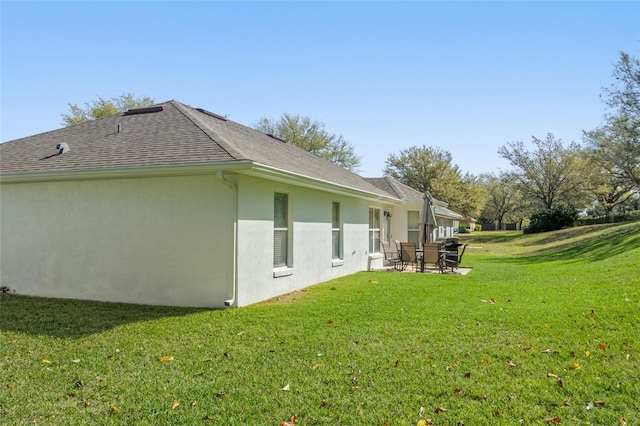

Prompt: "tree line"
[62,52,639,231]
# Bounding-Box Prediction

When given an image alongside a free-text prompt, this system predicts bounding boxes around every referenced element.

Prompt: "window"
[369,208,381,253]
[407,211,419,245]
[332,202,341,259]
[274,193,288,267]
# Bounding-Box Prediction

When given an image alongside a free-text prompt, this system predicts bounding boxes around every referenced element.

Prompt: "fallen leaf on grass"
[110,406,118,414]
[312,363,322,370]
[541,349,554,353]
[544,417,561,423]
[568,363,581,370]
[71,359,81,363]
[417,420,434,426]
[171,400,180,410]
[279,414,298,426]
[585,351,591,358]
[326,319,334,324]
[41,359,52,364]
[368,280,378,283]
[598,343,607,351]
[282,384,290,391]
[160,356,174,363]
[508,361,516,368]
[547,373,559,378]
[434,407,448,413]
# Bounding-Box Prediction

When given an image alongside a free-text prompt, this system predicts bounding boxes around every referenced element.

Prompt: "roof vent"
[196,108,227,121]
[267,134,287,143]
[56,143,70,154]
[123,105,164,115]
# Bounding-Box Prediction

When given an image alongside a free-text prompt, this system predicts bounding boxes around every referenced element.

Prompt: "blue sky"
[1,1,638,177]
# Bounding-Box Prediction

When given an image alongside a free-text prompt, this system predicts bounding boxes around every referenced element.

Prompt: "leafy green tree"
[585,52,640,190]
[525,205,580,234]
[384,145,486,217]
[479,172,522,229]
[61,93,155,126]
[603,52,640,120]
[254,113,361,171]
[498,133,590,209]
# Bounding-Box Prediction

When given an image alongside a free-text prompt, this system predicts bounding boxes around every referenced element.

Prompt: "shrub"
[475,224,482,231]
[524,205,580,234]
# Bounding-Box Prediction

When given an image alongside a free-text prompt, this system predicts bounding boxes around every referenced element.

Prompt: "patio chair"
[382,241,401,269]
[442,243,468,273]
[400,242,421,272]
[422,242,444,273]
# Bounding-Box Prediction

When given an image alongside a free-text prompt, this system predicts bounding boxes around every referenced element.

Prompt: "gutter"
[0,161,254,184]
[216,171,239,308]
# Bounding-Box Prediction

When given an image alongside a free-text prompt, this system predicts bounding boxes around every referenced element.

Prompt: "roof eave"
[247,163,401,202]
[0,161,254,184]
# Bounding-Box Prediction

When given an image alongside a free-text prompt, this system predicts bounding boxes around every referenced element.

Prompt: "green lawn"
[1,223,639,425]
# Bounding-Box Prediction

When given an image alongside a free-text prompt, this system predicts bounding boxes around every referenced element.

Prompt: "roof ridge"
[168,100,247,161]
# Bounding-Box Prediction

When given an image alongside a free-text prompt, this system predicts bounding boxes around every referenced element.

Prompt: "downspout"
[216,171,238,307]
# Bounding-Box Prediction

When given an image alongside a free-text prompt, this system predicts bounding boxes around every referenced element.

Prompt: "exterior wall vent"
[124,105,164,115]
[196,108,227,121]
[267,134,287,143]
[56,143,70,154]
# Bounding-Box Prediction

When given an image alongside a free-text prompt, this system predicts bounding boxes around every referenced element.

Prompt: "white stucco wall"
[0,175,234,307]
[234,175,378,307]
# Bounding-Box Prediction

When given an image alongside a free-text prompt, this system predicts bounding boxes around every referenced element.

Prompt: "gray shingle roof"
[364,177,424,202]
[364,177,464,219]
[1,100,393,199]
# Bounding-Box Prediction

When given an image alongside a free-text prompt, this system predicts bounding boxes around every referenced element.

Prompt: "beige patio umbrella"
[418,191,438,245]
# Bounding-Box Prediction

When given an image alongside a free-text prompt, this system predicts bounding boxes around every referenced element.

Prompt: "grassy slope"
[1,223,639,425]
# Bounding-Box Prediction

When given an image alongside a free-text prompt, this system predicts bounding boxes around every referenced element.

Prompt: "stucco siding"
[0,175,233,307]
[235,175,373,306]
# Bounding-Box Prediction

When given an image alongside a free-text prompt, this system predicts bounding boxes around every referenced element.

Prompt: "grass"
[1,222,639,425]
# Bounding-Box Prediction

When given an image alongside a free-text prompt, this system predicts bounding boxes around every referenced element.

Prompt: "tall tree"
[384,145,486,217]
[585,52,640,189]
[479,172,521,229]
[61,93,155,126]
[498,133,589,209]
[254,113,361,172]
[603,52,640,120]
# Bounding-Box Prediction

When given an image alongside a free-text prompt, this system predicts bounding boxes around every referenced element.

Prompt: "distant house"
[0,100,463,308]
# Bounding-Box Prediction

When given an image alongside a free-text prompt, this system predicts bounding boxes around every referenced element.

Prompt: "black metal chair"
[442,244,467,273]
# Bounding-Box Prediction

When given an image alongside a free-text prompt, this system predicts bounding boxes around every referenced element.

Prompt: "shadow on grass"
[0,295,209,338]
[503,224,640,264]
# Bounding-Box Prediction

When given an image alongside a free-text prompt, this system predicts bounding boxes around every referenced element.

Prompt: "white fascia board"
[246,163,401,203]
[0,161,254,184]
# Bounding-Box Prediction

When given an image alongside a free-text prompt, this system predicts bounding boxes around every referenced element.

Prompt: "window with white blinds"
[273,193,288,267]
[332,202,341,259]
[369,208,381,254]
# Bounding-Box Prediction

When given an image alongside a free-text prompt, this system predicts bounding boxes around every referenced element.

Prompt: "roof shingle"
[1,100,393,199]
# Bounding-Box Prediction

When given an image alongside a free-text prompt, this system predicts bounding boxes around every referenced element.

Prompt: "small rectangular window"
[274,193,288,267]
[369,208,381,253]
[332,202,341,259]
